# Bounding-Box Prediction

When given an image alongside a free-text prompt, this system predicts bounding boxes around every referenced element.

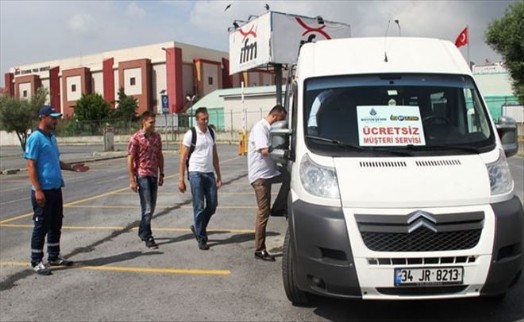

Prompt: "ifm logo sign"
[238,25,257,64]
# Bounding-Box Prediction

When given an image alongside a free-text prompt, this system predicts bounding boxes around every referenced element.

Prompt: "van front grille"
[355,211,484,252]
[361,228,482,252]
[377,286,467,296]
[367,256,477,266]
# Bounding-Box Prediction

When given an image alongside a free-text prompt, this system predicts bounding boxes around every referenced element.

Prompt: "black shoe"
[145,237,158,249]
[48,256,73,267]
[254,250,275,262]
[190,225,198,240]
[198,241,210,250]
[270,209,287,217]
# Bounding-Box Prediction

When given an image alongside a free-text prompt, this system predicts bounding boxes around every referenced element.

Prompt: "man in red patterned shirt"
[128,111,164,248]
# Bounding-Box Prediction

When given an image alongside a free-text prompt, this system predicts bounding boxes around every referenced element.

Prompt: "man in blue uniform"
[24,105,89,275]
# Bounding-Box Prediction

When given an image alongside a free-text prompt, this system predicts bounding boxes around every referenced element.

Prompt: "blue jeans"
[137,176,158,241]
[30,188,63,264]
[188,172,217,242]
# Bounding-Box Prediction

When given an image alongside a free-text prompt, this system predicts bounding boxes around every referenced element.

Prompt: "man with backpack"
[179,107,222,250]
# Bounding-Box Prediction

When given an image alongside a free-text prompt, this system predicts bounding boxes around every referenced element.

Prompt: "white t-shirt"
[247,118,280,184]
[183,127,215,173]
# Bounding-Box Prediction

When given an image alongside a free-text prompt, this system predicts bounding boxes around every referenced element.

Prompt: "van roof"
[296,37,472,78]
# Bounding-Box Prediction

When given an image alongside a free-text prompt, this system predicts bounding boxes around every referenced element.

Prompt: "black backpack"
[185,126,215,177]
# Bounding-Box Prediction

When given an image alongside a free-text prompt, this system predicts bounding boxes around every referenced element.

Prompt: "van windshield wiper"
[306,136,412,155]
[407,144,481,153]
[306,136,364,150]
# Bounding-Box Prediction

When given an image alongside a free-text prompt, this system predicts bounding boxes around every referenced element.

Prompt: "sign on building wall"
[161,94,169,115]
[472,63,506,74]
[12,65,51,76]
[228,11,351,74]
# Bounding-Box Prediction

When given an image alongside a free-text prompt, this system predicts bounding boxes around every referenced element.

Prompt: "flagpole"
[467,24,470,69]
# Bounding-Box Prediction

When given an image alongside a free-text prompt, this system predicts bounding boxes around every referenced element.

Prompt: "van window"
[304,74,495,156]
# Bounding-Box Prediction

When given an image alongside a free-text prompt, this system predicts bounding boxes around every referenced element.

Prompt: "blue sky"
[0,0,516,87]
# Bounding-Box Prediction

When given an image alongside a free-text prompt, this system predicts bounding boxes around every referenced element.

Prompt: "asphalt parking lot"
[0,144,313,321]
[1,144,523,321]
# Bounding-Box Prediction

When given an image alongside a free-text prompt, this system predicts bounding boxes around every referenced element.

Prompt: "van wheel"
[282,227,310,306]
[481,292,507,303]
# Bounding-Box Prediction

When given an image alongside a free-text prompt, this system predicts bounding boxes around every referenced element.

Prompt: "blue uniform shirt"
[24,129,64,190]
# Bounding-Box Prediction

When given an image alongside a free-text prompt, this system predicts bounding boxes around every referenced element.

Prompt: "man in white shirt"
[179,107,222,250]
[247,104,289,261]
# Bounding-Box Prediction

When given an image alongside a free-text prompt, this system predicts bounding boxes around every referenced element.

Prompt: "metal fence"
[55,108,270,138]
[58,96,523,138]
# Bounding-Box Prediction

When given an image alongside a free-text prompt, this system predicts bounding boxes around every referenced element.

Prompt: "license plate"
[394,267,463,286]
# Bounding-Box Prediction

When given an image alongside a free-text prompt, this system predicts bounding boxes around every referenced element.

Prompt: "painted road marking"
[65,205,257,209]
[0,155,246,224]
[0,261,231,275]
[0,224,254,233]
[0,206,258,223]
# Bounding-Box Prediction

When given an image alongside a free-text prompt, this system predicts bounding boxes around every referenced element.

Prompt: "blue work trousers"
[30,188,63,264]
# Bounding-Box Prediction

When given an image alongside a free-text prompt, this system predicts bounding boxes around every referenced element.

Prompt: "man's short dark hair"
[269,104,287,116]
[194,107,208,117]
[141,111,155,120]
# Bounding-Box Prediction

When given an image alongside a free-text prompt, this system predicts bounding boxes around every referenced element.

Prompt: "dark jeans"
[137,176,158,241]
[251,168,290,252]
[188,172,218,242]
[30,188,63,264]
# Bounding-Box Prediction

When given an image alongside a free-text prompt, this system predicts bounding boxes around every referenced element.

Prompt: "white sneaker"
[32,262,52,275]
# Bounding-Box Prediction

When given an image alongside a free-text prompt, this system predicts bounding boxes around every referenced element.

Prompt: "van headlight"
[486,149,514,195]
[300,153,340,198]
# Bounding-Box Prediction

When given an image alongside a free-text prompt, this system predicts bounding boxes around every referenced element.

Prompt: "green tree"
[74,93,111,134]
[485,1,524,104]
[0,87,49,151]
[112,87,138,123]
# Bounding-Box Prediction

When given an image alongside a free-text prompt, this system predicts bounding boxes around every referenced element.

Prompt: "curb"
[1,169,20,175]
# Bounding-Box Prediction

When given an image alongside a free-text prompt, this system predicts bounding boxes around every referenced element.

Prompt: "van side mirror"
[270,120,292,164]
[496,116,518,158]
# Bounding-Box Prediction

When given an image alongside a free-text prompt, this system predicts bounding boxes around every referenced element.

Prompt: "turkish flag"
[455,27,468,48]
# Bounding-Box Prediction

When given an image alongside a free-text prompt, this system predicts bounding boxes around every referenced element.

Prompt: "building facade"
[3,41,275,117]
[473,62,522,122]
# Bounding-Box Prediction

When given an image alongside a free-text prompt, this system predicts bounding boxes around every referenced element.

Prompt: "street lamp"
[186,95,196,128]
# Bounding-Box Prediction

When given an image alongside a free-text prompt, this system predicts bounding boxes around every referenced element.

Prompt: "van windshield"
[304,74,495,156]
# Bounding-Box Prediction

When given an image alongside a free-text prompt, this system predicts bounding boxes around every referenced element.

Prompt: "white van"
[270,37,523,304]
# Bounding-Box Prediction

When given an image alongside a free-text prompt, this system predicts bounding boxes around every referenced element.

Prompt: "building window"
[71,84,76,92]
[130,77,136,86]
[208,77,213,85]
[23,90,27,98]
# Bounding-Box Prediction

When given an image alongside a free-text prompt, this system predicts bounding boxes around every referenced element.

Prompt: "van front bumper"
[481,196,524,296]
[289,199,362,298]
[289,196,524,299]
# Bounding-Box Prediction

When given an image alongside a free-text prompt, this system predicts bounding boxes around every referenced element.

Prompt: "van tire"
[282,227,310,306]
[481,292,506,303]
